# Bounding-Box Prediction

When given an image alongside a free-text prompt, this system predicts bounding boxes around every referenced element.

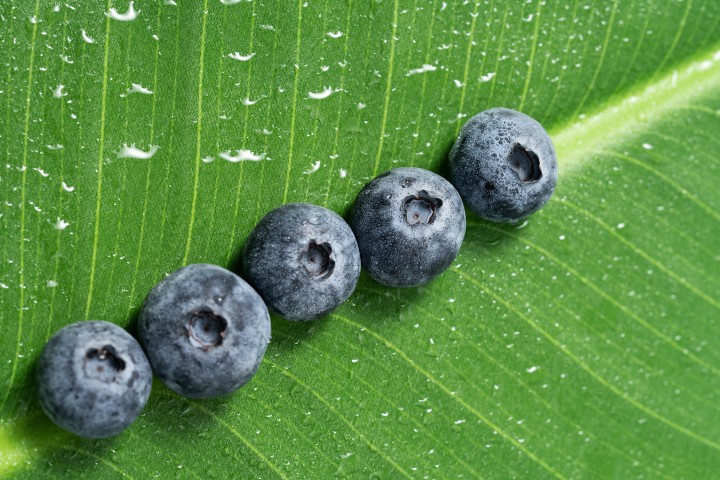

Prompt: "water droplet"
[116,144,159,159]
[54,218,70,230]
[303,161,321,174]
[219,150,265,162]
[106,1,139,21]
[52,84,66,98]
[480,72,496,82]
[308,87,339,100]
[81,29,95,44]
[406,64,437,76]
[228,52,255,61]
[120,83,153,97]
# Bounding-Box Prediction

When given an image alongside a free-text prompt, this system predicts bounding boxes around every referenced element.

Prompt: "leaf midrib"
[552,43,720,172]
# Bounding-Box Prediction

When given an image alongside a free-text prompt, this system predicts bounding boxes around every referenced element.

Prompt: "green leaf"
[1,0,719,478]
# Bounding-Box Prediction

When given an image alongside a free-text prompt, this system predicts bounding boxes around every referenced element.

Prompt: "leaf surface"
[1,0,719,478]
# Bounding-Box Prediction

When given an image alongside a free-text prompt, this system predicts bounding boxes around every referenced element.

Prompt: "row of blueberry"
[36,108,558,438]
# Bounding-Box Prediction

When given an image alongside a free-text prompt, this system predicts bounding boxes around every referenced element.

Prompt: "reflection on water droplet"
[480,72,496,82]
[54,218,70,230]
[228,52,255,61]
[52,84,66,98]
[303,161,321,174]
[308,87,340,99]
[81,29,95,44]
[106,1,139,21]
[219,150,265,162]
[120,83,153,97]
[406,64,437,76]
[116,144,159,159]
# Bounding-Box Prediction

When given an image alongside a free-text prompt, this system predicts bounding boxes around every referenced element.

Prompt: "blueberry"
[138,264,270,398]
[243,203,361,321]
[36,321,152,438]
[449,107,558,222]
[349,167,466,288]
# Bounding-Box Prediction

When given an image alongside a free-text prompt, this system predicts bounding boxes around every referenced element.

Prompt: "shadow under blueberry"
[141,379,226,432]
[123,304,142,340]
[10,359,120,478]
[226,245,246,283]
[330,272,426,324]
[267,313,331,354]
[434,136,457,180]
[463,213,526,254]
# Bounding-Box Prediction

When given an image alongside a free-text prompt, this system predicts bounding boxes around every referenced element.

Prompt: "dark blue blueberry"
[449,107,558,223]
[36,321,152,438]
[243,203,360,321]
[349,167,466,288]
[138,264,270,398]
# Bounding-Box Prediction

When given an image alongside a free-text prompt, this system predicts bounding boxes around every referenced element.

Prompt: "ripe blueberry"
[138,264,270,398]
[36,321,152,438]
[349,167,466,288]
[243,203,361,321]
[449,107,558,223]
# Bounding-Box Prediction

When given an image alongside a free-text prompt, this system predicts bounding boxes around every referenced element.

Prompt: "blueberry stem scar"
[84,346,126,382]
[301,240,335,280]
[402,190,443,225]
[507,144,542,183]
[187,311,227,350]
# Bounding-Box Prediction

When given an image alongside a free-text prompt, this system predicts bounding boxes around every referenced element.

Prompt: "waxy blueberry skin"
[138,264,270,399]
[449,107,558,223]
[36,321,152,438]
[243,203,361,322]
[350,167,466,288]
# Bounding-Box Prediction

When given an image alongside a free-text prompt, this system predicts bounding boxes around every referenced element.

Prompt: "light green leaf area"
[1,0,719,478]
